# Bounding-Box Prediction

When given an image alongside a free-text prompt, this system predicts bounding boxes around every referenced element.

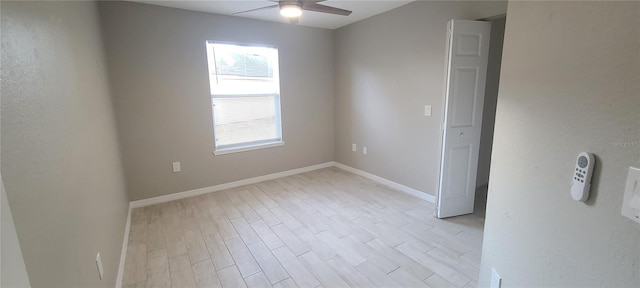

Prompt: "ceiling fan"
[232,0,352,23]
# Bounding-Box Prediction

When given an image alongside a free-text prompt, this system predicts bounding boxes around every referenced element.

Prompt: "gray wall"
[333,1,507,196]
[1,1,129,287]
[476,16,505,189]
[480,1,640,286]
[98,1,335,201]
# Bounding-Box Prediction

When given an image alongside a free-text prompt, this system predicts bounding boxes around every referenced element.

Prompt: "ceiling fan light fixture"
[280,4,302,18]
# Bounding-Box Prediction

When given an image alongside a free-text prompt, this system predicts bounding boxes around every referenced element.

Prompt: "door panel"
[445,145,472,199]
[437,20,491,218]
[451,67,479,128]
[456,33,482,56]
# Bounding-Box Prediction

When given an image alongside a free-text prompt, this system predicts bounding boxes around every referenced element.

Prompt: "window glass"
[206,42,283,153]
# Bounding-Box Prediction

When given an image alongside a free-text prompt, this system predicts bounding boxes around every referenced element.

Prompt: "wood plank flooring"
[122,167,484,288]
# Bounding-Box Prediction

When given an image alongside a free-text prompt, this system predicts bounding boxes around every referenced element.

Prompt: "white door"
[436,20,491,218]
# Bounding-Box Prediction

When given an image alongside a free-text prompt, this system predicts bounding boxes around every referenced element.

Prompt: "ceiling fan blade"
[302,3,352,16]
[232,4,278,15]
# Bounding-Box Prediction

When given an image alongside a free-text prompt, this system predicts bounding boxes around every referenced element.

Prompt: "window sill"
[213,141,285,156]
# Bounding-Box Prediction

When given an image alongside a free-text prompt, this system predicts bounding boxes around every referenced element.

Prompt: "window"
[205,42,283,154]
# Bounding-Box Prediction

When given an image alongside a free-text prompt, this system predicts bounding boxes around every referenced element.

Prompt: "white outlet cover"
[491,268,502,288]
[352,144,357,152]
[363,147,368,155]
[621,167,640,224]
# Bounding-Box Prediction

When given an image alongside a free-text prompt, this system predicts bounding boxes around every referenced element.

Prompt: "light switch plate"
[424,105,432,117]
[172,162,181,172]
[621,167,640,224]
[363,147,368,155]
[352,144,357,152]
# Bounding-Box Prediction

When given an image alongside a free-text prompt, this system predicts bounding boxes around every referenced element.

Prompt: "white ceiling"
[127,0,414,29]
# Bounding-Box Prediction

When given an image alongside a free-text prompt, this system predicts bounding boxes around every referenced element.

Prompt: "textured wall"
[333,1,507,196]
[98,1,335,201]
[1,1,129,287]
[480,1,640,286]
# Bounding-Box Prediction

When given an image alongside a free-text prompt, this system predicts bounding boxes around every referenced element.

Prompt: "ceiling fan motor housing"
[279,2,303,18]
[233,0,352,20]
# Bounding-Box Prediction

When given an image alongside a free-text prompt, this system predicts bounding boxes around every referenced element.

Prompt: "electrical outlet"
[363,147,368,155]
[96,253,104,280]
[172,162,181,172]
[491,268,502,288]
[352,144,357,152]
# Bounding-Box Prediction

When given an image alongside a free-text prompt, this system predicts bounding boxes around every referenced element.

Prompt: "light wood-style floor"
[123,167,485,288]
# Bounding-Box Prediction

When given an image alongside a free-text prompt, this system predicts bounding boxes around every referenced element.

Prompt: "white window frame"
[206,41,284,155]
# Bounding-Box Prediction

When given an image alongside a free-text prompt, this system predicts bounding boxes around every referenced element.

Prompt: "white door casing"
[437,20,491,218]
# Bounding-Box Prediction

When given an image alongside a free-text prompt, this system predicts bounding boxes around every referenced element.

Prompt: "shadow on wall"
[476,15,506,191]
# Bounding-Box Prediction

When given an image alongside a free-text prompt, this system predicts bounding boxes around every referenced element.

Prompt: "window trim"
[206,41,283,155]
[213,140,285,156]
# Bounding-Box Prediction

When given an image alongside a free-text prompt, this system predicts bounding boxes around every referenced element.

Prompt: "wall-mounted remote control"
[571,152,595,202]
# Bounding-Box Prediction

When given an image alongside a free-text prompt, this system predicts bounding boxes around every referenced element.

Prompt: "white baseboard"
[130,162,334,208]
[115,205,131,288]
[333,162,435,203]
[128,160,434,209]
